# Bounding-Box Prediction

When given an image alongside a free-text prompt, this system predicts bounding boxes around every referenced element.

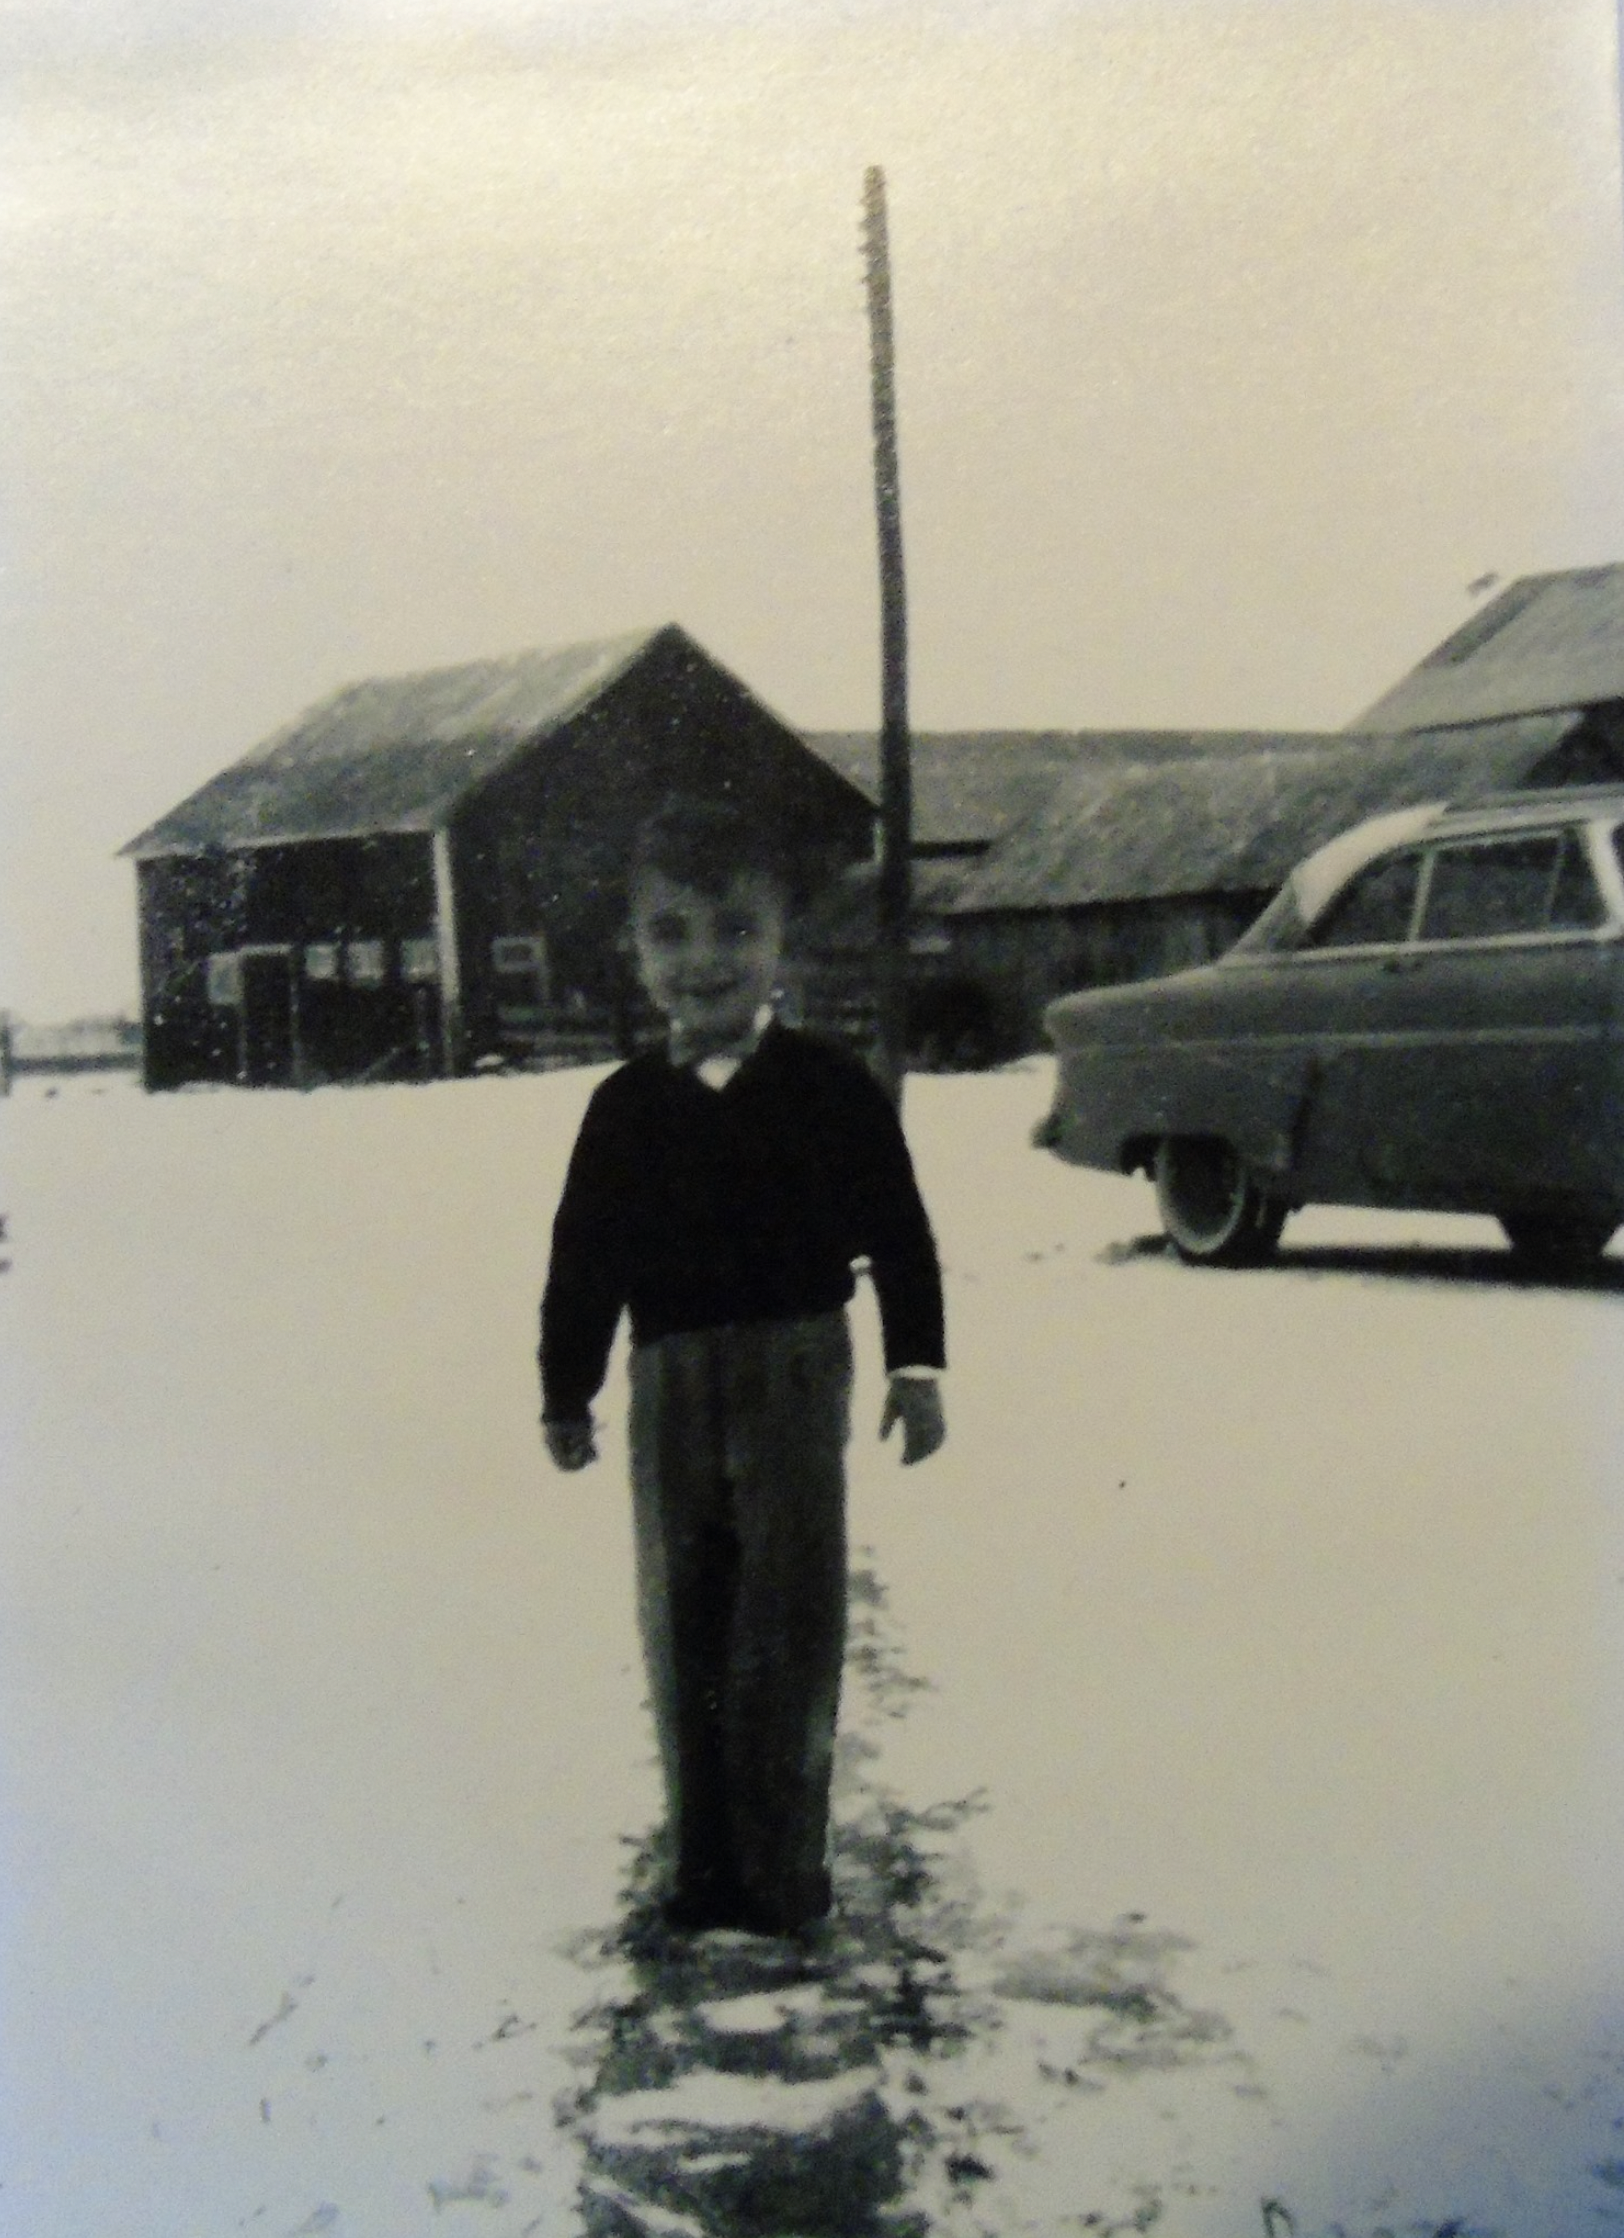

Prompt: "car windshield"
[1302,850,1424,948]
[1227,883,1307,956]
[1225,802,1444,958]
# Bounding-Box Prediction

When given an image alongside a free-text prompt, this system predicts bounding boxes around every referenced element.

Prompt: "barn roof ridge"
[802,724,1351,853]
[121,623,704,858]
[940,714,1585,914]
[1354,563,1624,732]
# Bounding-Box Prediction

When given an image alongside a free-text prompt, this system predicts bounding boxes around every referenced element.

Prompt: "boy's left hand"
[879,1374,946,1465]
[544,1415,599,1472]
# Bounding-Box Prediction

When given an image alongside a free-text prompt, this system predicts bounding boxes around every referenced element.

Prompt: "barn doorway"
[238,946,298,1086]
[908,978,1000,1070]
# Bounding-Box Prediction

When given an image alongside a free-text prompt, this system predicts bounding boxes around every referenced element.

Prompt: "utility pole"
[861,164,912,1106]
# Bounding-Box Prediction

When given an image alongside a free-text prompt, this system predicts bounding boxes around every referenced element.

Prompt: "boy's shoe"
[732,1895,832,1941]
[660,1888,750,1935]
[732,1865,834,1940]
[658,1868,834,1940]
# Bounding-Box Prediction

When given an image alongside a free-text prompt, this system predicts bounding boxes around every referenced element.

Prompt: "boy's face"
[629,866,786,1053]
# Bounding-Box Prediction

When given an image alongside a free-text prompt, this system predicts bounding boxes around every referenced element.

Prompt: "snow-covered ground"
[2,1061,1622,2237]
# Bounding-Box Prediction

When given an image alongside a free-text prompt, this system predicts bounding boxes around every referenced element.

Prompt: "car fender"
[1048,1037,1317,1178]
[1041,965,1318,1183]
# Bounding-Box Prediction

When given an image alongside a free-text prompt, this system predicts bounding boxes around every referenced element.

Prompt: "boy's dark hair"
[630,796,795,904]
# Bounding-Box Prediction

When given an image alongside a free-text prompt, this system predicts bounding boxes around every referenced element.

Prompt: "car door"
[1313,825,1621,1208]
[1260,844,1430,1205]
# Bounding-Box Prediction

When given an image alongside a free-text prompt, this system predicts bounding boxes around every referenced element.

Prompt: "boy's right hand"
[544,1415,598,1472]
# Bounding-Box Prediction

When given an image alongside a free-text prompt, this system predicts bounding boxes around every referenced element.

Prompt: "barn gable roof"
[942,714,1583,915]
[122,625,763,858]
[805,728,1344,852]
[1356,565,1624,731]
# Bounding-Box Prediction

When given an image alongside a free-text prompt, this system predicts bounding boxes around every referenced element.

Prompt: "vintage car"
[1036,785,1624,1272]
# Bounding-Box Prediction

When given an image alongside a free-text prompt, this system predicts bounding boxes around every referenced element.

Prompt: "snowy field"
[2,1060,1622,2237]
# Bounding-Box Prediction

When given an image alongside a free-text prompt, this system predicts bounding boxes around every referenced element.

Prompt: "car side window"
[1418,832,1601,942]
[1302,851,1422,949]
[1548,831,1608,930]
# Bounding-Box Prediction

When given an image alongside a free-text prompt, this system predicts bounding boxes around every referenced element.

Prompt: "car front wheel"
[1154,1136,1287,1267]
[1499,1210,1617,1276]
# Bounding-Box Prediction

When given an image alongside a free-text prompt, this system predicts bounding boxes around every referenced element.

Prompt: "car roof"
[1285,802,1447,923]
[1430,781,1624,837]
[1263,784,1624,940]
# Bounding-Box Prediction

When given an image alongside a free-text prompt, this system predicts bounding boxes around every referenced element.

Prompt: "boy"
[540,797,946,1938]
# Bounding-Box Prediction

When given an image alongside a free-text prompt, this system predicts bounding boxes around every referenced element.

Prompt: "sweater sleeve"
[539,1085,630,1420]
[844,1067,947,1374]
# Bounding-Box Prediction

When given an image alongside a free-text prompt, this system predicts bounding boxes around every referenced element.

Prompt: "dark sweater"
[540,1024,946,1420]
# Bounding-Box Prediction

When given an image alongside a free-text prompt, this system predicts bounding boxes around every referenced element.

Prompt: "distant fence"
[0,1018,143,1093]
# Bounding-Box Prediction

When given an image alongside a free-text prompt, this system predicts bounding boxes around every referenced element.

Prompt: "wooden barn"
[933,712,1618,1052]
[802,729,1167,1056]
[124,565,1624,1089]
[123,626,874,1090]
[1354,562,1624,742]
[802,726,1355,1060]
[808,730,1133,861]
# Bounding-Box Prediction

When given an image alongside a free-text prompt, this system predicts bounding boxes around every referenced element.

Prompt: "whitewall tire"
[1154,1137,1287,1268]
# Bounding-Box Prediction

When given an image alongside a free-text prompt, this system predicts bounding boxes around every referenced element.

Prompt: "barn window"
[401,937,440,983]
[345,939,388,986]
[206,952,243,1006]
[304,944,339,982]
[1424,578,1544,667]
[492,936,546,973]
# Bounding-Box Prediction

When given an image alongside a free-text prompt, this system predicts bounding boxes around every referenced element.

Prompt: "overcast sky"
[4,0,1624,1017]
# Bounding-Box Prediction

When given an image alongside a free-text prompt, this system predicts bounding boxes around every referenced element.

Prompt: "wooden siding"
[920,895,1269,1059]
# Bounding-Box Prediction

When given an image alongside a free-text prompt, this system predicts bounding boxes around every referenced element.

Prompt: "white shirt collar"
[671,1005,775,1087]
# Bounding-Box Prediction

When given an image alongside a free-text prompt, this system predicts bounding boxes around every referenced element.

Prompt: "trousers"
[627,1310,853,1929]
